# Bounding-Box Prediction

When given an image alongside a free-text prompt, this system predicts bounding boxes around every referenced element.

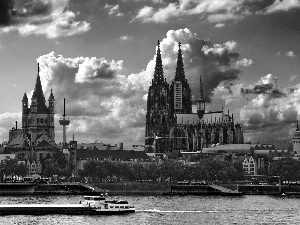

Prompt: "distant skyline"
[0,0,300,145]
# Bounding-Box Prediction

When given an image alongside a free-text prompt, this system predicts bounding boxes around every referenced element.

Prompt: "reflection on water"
[0,195,300,224]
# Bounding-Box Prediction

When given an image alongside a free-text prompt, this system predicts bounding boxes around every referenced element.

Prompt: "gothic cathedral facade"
[145,41,244,153]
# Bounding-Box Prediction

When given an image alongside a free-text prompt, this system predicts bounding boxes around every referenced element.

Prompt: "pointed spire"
[175,42,185,81]
[22,92,28,102]
[49,89,55,100]
[199,76,204,99]
[153,40,164,84]
[31,63,48,113]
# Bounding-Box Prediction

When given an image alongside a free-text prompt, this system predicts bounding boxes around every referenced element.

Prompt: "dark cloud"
[242,0,276,13]
[241,83,287,98]
[243,124,295,144]
[16,0,53,17]
[0,0,15,26]
[185,39,241,103]
[0,0,54,26]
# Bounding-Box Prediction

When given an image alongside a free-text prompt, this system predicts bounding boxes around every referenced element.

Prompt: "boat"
[0,195,135,215]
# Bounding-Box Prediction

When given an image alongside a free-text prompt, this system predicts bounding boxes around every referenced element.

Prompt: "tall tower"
[59,98,70,146]
[22,64,55,146]
[48,89,55,142]
[170,42,192,114]
[22,93,28,128]
[145,40,171,153]
[292,120,300,155]
[197,76,205,118]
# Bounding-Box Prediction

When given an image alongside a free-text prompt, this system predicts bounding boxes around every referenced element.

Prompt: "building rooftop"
[77,149,150,161]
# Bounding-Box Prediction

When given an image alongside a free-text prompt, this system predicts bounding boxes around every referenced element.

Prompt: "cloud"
[236,58,253,68]
[0,112,21,142]
[0,0,90,38]
[133,0,300,23]
[215,23,225,28]
[241,74,286,97]
[120,35,133,41]
[105,4,124,17]
[285,51,297,58]
[290,75,299,82]
[265,0,300,13]
[36,51,148,144]
[239,74,300,143]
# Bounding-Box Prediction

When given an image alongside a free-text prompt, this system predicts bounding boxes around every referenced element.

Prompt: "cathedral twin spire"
[153,40,165,84]
[175,42,185,81]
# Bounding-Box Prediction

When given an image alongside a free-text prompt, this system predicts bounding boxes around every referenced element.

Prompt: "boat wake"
[136,209,220,213]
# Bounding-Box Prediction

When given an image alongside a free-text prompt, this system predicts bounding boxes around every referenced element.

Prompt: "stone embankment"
[2,182,300,195]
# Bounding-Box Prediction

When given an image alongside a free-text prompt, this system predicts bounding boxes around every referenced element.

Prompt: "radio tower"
[59,98,70,146]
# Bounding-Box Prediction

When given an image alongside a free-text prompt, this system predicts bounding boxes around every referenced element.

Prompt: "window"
[115,206,119,208]
[174,82,182,109]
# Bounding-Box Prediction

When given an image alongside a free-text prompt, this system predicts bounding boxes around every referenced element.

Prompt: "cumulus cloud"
[285,51,297,58]
[133,0,300,23]
[105,4,124,17]
[240,74,300,143]
[0,0,90,38]
[241,74,286,97]
[36,51,148,144]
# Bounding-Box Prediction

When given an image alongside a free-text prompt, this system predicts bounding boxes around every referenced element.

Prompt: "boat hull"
[0,205,135,215]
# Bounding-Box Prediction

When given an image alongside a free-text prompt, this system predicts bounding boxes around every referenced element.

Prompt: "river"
[0,195,299,224]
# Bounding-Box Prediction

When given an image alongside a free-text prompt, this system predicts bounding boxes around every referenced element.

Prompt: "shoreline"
[1,182,300,196]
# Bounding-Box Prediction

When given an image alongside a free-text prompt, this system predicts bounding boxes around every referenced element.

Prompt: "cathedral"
[9,64,55,148]
[145,41,244,153]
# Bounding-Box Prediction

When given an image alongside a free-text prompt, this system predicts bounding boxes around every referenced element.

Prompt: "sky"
[0,0,300,145]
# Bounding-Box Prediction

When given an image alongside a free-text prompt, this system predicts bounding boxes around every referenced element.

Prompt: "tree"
[0,159,27,179]
[269,158,300,182]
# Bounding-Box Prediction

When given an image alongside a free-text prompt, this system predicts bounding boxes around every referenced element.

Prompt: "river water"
[0,195,299,224]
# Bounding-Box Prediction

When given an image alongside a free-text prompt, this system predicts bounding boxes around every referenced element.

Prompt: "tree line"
[79,158,244,183]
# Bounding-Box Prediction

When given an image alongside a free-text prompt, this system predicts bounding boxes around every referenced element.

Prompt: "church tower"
[170,42,192,114]
[22,64,55,146]
[197,76,205,118]
[292,120,300,155]
[145,41,171,152]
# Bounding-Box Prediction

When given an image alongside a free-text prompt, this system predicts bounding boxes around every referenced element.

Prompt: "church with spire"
[9,64,55,148]
[145,41,244,153]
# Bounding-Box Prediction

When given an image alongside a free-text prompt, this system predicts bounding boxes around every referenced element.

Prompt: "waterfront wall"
[3,182,300,195]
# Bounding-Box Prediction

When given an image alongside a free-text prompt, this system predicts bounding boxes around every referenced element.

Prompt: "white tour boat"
[0,195,135,215]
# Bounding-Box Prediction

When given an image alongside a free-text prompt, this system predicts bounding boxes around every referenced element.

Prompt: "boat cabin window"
[117,200,128,204]
[84,196,105,201]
